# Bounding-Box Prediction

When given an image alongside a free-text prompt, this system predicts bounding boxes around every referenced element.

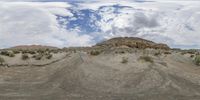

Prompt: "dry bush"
[8,52,15,57]
[22,50,29,54]
[37,49,45,54]
[164,51,172,55]
[52,49,60,54]
[28,51,36,54]
[21,54,29,60]
[181,52,186,55]
[0,56,5,65]
[0,51,9,55]
[90,50,101,56]
[139,56,154,63]
[12,50,20,54]
[34,54,43,60]
[0,51,15,57]
[194,55,200,66]
[46,54,53,59]
[154,52,162,56]
[190,55,195,58]
[187,50,196,54]
[121,57,128,64]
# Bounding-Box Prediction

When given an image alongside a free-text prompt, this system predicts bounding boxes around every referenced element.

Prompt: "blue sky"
[0,0,200,49]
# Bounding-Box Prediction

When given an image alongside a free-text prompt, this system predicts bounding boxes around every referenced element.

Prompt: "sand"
[0,51,200,100]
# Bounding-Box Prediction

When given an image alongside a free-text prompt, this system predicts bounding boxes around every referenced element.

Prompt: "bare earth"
[0,50,200,100]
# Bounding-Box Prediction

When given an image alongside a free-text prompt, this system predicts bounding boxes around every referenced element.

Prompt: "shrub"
[0,56,5,65]
[13,50,20,54]
[187,50,196,54]
[0,51,15,57]
[46,54,53,59]
[0,51,9,56]
[32,55,36,58]
[121,57,128,64]
[52,50,59,54]
[139,56,154,63]
[194,55,200,66]
[154,52,161,56]
[28,51,36,54]
[90,50,101,56]
[21,54,29,60]
[34,54,43,60]
[22,50,29,54]
[37,49,45,54]
[190,55,195,58]
[164,51,171,55]
[8,52,15,57]
[181,52,186,55]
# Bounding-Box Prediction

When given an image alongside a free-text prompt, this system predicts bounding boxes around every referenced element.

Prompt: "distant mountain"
[9,45,59,50]
[95,37,170,50]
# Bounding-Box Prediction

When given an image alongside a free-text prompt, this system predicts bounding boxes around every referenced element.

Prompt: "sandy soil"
[0,51,200,100]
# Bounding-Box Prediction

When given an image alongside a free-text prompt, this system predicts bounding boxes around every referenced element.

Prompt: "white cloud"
[0,0,200,49]
[77,0,200,48]
[0,2,93,48]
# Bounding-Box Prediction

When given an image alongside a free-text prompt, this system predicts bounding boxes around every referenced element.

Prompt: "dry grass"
[164,51,172,55]
[33,54,43,60]
[0,51,15,57]
[190,55,195,58]
[0,56,5,65]
[121,57,128,64]
[139,56,154,63]
[22,54,29,60]
[46,54,53,59]
[12,50,20,54]
[194,55,200,66]
[90,50,101,56]
[154,52,162,56]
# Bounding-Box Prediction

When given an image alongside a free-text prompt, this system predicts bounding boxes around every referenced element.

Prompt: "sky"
[0,0,200,49]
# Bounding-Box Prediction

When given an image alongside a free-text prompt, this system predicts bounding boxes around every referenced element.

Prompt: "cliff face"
[95,37,170,50]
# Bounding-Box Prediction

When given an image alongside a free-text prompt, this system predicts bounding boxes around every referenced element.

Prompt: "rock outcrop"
[95,37,170,50]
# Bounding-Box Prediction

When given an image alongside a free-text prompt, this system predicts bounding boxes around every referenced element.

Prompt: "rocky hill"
[1,37,200,100]
[95,37,170,50]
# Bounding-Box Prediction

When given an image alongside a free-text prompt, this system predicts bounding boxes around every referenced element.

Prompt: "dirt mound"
[95,37,170,50]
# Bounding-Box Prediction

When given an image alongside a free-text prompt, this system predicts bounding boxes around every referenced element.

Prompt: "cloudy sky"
[0,0,200,49]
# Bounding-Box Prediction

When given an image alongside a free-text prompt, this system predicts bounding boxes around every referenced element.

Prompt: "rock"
[94,37,170,50]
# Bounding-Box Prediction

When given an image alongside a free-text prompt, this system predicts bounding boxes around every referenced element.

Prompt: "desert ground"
[0,37,200,100]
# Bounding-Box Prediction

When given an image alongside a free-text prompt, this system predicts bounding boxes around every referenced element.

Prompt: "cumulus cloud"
[0,2,93,48]
[77,0,200,49]
[0,0,200,49]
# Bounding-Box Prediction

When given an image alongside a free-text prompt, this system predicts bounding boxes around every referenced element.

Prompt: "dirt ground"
[0,51,200,100]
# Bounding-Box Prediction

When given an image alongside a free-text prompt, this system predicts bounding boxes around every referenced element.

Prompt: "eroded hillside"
[0,37,200,100]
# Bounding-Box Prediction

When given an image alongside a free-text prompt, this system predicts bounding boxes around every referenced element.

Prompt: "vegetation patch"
[121,57,128,64]
[90,50,101,56]
[21,54,29,60]
[190,55,195,58]
[194,55,200,66]
[12,50,20,54]
[0,51,15,57]
[138,56,154,63]
[34,54,43,60]
[154,52,162,56]
[164,51,172,55]
[46,54,53,59]
[0,56,5,65]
